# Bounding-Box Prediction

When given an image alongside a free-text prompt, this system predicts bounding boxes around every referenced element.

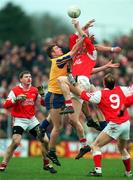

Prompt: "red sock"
[123,158,131,172]
[93,153,102,168]
[80,138,87,147]
[43,158,49,167]
[65,100,72,107]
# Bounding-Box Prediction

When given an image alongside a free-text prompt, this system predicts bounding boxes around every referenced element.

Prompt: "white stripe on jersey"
[120,85,133,97]
[7,90,16,100]
[89,90,102,104]
[87,50,97,61]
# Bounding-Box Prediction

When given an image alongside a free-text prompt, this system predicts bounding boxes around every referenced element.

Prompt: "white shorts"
[103,120,130,140]
[71,75,91,103]
[13,116,40,131]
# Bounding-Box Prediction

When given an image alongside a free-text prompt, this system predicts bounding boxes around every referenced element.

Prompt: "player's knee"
[57,77,61,84]
[68,116,74,124]
[118,146,129,156]
[57,76,64,83]
[91,144,95,151]
[91,142,100,151]
[70,119,83,133]
[69,118,77,127]
[53,126,61,134]
[43,135,49,143]
[42,139,49,148]
[117,142,126,153]
[57,76,67,84]
[12,137,21,147]
[117,143,122,151]
[68,114,77,123]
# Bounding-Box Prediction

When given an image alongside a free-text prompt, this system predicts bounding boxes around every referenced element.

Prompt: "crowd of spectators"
[0,30,133,141]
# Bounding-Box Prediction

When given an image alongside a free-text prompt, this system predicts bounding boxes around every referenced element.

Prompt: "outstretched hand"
[89,34,95,42]
[106,60,120,68]
[82,19,95,31]
[37,86,45,97]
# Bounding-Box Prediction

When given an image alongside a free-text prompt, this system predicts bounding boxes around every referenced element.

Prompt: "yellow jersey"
[48,52,72,94]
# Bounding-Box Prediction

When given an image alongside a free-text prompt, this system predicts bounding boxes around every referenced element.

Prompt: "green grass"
[0,157,132,180]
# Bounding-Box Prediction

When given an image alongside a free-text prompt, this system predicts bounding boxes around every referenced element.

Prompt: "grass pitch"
[0,157,132,180]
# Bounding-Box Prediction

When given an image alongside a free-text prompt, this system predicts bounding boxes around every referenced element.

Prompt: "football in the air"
[67,5,81,18]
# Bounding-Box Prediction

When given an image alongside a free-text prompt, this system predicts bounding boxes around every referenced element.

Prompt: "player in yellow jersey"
[45,36,87,166]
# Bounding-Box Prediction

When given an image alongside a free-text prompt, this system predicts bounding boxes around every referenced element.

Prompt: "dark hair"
[19,70,31,80]
[46,44,56,58]
[104,73,115,90]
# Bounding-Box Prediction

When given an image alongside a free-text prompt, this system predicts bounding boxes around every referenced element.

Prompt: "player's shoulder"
[69,33,78,39]
[113,86,121,91]
[12,85,21,92]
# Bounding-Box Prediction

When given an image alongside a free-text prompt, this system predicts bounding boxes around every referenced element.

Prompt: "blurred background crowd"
[0,2,133,142]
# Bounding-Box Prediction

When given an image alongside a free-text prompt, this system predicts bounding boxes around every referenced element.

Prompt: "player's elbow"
[3,100,14,109]
[3,102,9,109]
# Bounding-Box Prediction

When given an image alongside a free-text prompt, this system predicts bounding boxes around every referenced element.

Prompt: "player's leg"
[36,114,51,141]
[29,124,57,174]
[57,76,76,114]
[76,76,102,130]
[88,131,113,176]
[82,101,102,131]
[44,92,64,166]
[68,99,83,137]
[42,134,57,174]
[68,98,91,159]
[82,83,107,131]
[117,139,132,177]
[93,106,107,130]
[89,121,126,176]
[39,114,51,130]
[47,108,62,166]
[0,126,24,171]
[58,76,91,157]
[117,120,132,177]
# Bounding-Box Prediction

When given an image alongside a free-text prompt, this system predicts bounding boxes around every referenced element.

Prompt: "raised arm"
[69,35,85,57]
[91,60,119,74]
[56,35,85,68]
[82,19,95,32]
[95,44,121,53]
[69,19,95,50]
[72,19,87,37]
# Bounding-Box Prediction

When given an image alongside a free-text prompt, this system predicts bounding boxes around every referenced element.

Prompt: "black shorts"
[12,125,39,138]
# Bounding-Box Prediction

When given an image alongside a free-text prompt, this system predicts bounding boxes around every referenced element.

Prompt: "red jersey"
[98,87,129,124]
[69,34,97,78]
[4,84,39,118]
[72,54,96,78]
[80,85,133,124]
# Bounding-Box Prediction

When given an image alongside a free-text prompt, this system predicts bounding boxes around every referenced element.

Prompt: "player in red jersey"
[69,19,121,80]
[75,73,132,177]
[58,19,120,132]
[0,71,56,173]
